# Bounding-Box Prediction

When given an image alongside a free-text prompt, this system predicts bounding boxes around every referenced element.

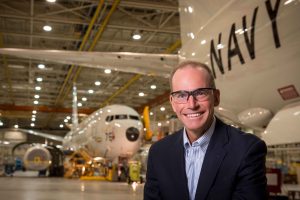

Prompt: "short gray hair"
[169,60,216,91]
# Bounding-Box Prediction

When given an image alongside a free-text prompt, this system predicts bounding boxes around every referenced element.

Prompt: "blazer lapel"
[194,119,229,200]
[170,129,189,198]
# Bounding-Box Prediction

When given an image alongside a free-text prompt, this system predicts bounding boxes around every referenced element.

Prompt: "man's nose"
[187,94,198,107]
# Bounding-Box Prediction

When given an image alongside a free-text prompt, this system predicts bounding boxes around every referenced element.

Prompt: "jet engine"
[23,145,52,171]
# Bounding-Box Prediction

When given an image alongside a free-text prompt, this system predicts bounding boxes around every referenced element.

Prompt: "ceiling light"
[201,40,206,45]
[32,110,37,114]
[95,81,101,86]
[32,115,36,118]
[78,102,82,107]
[3,141,10,145]
[36,77,43,82]
[31,118,36,121]
[66,116,71,120]
[59,124,64,128]
[132,30,142,40]
[46,0,56,2]
[158,122,162,127]
[150,112,153,116]
[160,107,165,111]
[14,124,19,129]
[88,89,94,94]
[43,25,52,32]
[150,85,156,89]
[35,86,41,91]
[38,64,45,69]
[82,97,87,101]
[34,94,40,99]
[139,92,145,97]
[31,123,35,127]
[64,119,68,123]
[188,6,193,13]
[104,69,111,74]
[34,100,39,104]
[0,121,3,126]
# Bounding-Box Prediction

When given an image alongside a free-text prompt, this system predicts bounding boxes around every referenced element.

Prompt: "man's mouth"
[184,112,203,118]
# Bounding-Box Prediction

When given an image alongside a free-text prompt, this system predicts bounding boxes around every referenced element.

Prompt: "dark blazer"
[144,118,268,200]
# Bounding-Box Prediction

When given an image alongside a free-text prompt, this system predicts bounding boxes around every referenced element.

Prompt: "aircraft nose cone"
[126,127,139,142]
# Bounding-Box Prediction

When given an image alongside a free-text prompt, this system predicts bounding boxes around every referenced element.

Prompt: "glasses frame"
[170,87,215,104]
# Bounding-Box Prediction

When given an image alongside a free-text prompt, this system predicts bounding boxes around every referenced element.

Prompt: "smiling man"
[144,61,268,200]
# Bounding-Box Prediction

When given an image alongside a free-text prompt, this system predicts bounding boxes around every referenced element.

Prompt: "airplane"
[9,85,143,173]
[0,0,299,147]
[16,103,143,172]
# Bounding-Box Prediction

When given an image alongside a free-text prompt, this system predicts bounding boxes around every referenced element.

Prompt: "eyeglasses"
[170,88,215,104]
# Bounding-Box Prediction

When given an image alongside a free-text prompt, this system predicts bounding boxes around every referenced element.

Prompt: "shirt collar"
[183,116,216,150]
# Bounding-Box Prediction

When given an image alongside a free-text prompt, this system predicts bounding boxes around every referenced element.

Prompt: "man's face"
[170,66,220,135]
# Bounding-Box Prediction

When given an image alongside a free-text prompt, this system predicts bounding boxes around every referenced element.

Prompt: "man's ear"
[169,95,176,112]
[214,89,220,107]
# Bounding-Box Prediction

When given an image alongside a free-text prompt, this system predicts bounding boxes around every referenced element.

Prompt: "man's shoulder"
[222,121,265,147]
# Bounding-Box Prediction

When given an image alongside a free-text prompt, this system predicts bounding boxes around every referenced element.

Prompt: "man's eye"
[176,93,187,98]
[194,89,207,96]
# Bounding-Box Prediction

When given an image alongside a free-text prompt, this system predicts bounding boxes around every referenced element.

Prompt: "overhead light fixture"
[33,100,39,105]
[88,89,94,94]
[150,85,156,89]
[32,110,37,114]
[95,81,101,86]
[35,86,41,91]
[14,124,19,129]
[104,69,111,74]
[46,0,56,2]
[0,121,3,126]
[82,97,87,101]
[139,92,145,97]
[34,94,40,99]
[59,124,64,128]
[43,25,52,32]
[132,30,142,40]
[31,123,35,127]
[36,77,43,82]
[38,64,45,69]
[160,107,165,111]
[78,102,82,107]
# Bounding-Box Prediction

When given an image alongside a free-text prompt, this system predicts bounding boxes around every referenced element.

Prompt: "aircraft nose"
[126,127,140,142]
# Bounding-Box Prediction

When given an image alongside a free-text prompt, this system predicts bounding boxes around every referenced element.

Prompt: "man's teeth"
[186,113,201,118]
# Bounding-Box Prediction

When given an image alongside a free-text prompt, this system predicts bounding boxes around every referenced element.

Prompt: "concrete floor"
[0,177,144,200]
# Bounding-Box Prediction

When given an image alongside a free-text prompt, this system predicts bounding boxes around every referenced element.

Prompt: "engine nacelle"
[23,145,52,171]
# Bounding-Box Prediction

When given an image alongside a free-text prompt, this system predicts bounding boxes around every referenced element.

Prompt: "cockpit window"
[129,115,139,121]
[115,114,128,119]
[105,115,114,122]
[106,115,139,121]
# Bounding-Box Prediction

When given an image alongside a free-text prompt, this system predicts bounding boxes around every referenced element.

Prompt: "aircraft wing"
[19,128,64,142]
[0,48,179,78]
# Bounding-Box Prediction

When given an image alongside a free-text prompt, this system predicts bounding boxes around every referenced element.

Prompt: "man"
[144,61,268,200]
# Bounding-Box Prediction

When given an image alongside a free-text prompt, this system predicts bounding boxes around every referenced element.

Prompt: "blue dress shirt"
[183,116,216,200]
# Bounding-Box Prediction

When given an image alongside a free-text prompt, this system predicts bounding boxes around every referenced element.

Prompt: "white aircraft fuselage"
[63,104,143,160]
[178,0,300,143]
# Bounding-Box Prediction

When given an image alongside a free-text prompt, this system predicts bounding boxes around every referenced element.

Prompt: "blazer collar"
[194,118,229,200]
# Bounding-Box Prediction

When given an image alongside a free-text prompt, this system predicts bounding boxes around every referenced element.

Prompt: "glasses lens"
[172,91,188,103]
[193,88,212,101]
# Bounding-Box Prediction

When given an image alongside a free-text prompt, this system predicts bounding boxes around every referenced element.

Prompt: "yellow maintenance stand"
[127,161,141,183]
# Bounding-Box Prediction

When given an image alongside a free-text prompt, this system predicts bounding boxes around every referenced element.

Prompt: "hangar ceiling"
[0,0,181,135]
